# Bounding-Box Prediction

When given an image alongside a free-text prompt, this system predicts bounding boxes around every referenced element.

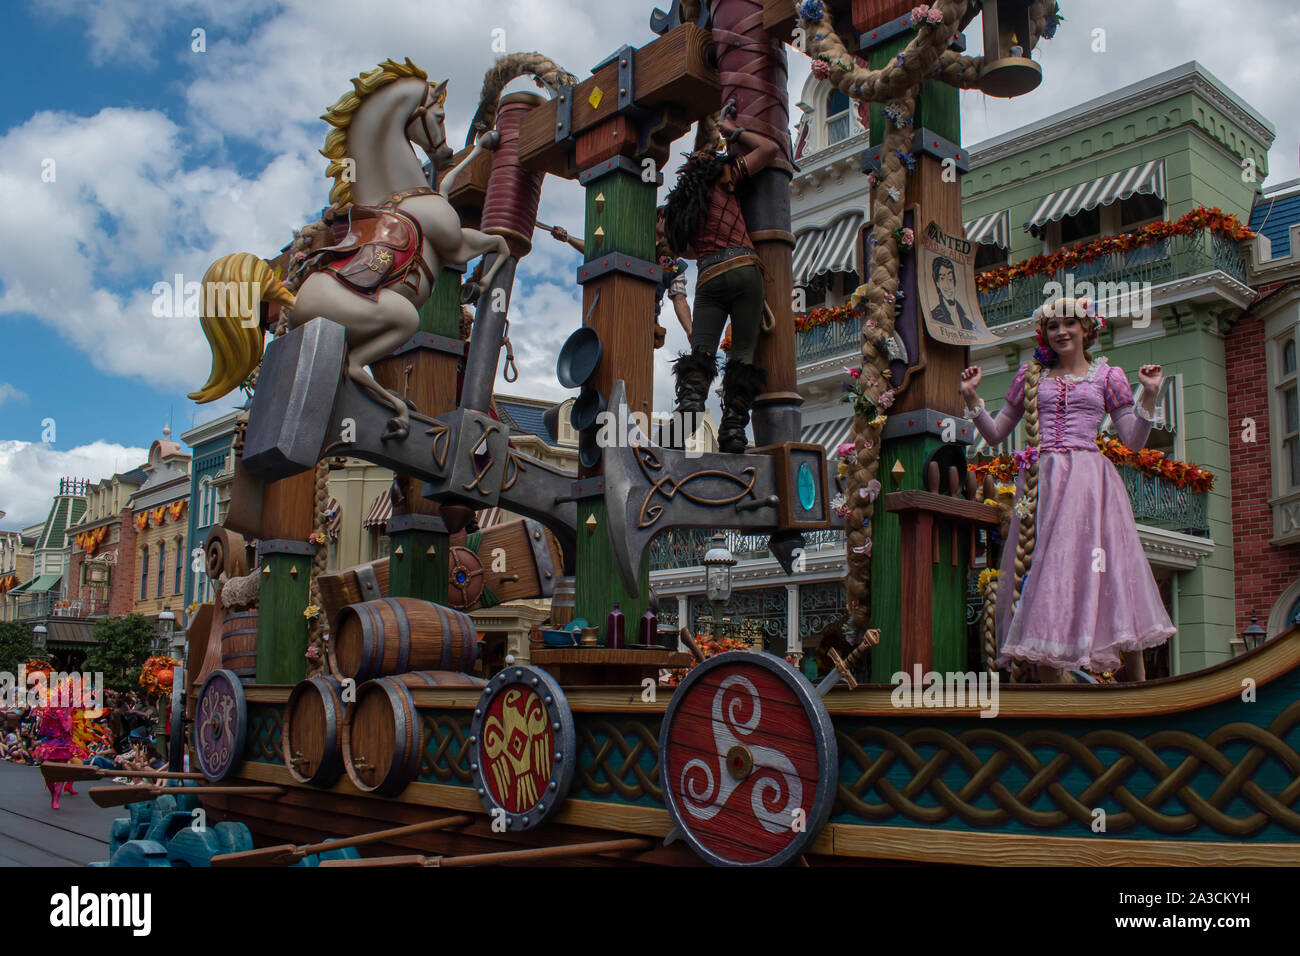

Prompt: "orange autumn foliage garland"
[969,438,1216,493]
[976,206,1255,294]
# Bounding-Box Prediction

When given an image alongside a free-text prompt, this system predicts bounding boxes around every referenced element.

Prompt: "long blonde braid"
[1011,361,1043,612]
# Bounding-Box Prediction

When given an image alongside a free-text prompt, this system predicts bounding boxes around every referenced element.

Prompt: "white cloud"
[0,384,27,406]
[0,439,149,530]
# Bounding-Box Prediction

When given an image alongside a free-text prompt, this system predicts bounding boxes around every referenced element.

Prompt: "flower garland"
[969,439,1215,493]
[663,632,752,687]
[138,656,181,699]
[975,206,1255,294]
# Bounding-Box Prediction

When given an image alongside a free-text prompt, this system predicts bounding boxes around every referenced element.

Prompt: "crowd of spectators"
[3,688,168,781]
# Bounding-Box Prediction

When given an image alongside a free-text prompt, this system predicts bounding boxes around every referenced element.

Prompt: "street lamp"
[155,606,175,655]
[1241,611,1266,653]
[703,532,736,638]
[32,622,46,652]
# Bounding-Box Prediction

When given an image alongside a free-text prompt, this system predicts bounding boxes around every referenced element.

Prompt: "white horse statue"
[189,58,509,441]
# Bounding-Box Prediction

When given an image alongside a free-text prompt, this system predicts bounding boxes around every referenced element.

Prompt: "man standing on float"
[662,108,779,454]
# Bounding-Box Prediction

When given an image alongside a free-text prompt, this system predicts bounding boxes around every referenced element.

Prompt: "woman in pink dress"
[960,297,1174,683]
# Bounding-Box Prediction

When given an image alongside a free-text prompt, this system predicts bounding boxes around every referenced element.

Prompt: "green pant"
[690,264,764,364]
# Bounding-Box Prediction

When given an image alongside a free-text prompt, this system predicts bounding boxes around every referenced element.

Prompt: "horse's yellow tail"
[188,253,296,403]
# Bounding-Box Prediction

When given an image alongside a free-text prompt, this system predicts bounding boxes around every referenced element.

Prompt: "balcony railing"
[978,229,1249,328]
[795,316,860,365]
[650,466,1207,571]
[1117,464,1209,535]
[649,528,848,571]
[12,593,54,621]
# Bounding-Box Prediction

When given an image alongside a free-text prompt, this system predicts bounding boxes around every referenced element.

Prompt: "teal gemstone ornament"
[797,462,817,512]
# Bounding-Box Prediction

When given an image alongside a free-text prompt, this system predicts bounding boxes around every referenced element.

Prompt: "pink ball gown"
[972,358,1175,671]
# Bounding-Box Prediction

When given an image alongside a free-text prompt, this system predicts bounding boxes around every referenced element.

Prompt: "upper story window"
[974,243,1009,273]
[174,538,184,594]
[1045,195,1166,253]
[140,548,149,601]
[826,88,851,146]
[156,542,165,598]
[1276,334,1300,493]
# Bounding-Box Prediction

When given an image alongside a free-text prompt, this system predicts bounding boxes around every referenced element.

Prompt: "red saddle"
[307,204,425,299]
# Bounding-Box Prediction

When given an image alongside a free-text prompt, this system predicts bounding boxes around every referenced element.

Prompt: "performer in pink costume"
[32,675,97,809]
[960,297,1175,683]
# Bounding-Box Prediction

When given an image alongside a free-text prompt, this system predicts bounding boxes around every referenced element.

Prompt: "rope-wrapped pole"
[797,0,969,637]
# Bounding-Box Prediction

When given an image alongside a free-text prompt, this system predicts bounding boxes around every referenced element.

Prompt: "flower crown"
[1033,297,1106,364]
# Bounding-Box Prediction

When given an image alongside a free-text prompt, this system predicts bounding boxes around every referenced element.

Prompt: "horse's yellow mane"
[320,57,437,206]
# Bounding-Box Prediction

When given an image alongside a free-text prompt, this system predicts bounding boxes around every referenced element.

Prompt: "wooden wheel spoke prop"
[660,651,837,866]
[469,664,575,830]
[194,668,248,782]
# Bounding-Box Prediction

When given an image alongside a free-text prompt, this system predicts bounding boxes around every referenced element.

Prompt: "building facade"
[128,433,192,620]
[65,467,146,621]
[0,530,35,622]
[182,411,240,613]
[1228,178,1300,641]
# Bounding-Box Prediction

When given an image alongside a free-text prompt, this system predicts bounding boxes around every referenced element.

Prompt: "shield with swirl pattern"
[659,651,837,866]
[194,668,248,782]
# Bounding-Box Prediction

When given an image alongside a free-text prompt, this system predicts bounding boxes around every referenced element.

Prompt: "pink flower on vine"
[836,442,856,460]
[843,366,862,379]
[877,389,896,409]
[811,59,831,79]
[926,6,944,23]
[1013,447,1040,472]
[866,478,881,501]
[901,227,915,246]
[908,5,931,25]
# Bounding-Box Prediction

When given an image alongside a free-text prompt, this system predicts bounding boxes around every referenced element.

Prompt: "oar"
[89,785,284,808]
[320,837,653,868]
[41,762,204,785]
[680,626,706,664]
[209,814,474,867]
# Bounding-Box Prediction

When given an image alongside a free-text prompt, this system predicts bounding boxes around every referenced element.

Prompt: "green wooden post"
[383,265,464,602]
[388,530,449,604]
[256,555,310,685]
[865,46,970,678]
[570,164,657,642]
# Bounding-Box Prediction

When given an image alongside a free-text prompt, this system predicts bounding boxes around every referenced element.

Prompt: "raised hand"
[1138,364,1163,392]
[960,365,982,403]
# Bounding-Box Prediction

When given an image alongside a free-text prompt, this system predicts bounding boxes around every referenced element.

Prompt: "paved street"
[0,762,121,866]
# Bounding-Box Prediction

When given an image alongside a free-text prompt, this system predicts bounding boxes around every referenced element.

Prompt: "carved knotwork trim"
[836,701,1300,837]
[634,445,760,530]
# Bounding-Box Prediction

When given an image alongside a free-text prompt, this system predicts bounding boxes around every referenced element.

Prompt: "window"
[201,478,212,527]
[1059,207,1101,245]
[174,538,183,594]
[140,548,149,600]
[1120,193,1163,228]
[1278,335,1300,491]
[974,243,1009,273]
[826,88,850,145]
[157,542,165,598]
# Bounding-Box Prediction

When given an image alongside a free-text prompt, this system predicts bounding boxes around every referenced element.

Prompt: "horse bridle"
[406,82,451,167]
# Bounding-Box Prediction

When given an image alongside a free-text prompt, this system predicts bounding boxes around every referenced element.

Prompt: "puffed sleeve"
[1104,365,1152,450]
[972,364,1027,446]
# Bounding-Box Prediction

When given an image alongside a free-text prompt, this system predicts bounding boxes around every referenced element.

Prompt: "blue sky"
[1,0,1297,529]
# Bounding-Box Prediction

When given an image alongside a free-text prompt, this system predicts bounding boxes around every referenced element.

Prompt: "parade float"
[49,0,1299,868]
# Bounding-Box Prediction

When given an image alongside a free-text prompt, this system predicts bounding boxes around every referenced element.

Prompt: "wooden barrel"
[282,675,347,787]
[341,676,424,796]
[329,598,478,684]
[391,670,487,690]
[220,610,258,683]
[550,576,575,628]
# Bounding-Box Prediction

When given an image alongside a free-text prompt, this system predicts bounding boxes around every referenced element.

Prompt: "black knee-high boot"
[718,360,766,454]
[670,349,717,446]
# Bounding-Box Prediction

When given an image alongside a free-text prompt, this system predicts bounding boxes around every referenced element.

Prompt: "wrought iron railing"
[978,229,1249,327]
[13,593,54,621]
[1116,464,1209,535]
[795,316,860,364]
[649,527,848,570]
[650,467,1206,572]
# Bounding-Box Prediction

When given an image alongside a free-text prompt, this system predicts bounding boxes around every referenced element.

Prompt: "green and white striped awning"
[802,415,853,454]
[964,210,1010,249]
[793,212,865,286]
[1024,160,1166,234]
